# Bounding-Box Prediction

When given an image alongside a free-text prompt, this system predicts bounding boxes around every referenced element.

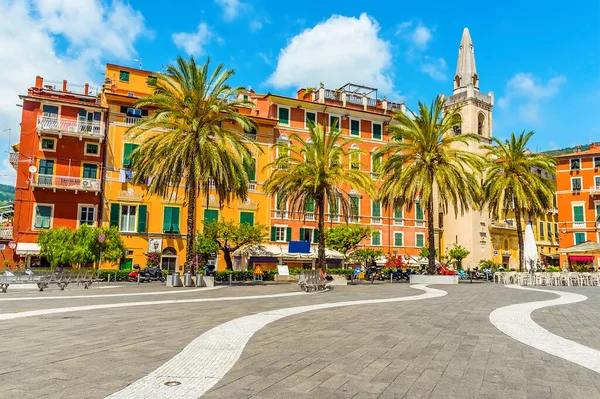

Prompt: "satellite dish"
[28,165,37,173]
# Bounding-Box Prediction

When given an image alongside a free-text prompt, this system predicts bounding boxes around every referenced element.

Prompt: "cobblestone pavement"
[1,281,600,398]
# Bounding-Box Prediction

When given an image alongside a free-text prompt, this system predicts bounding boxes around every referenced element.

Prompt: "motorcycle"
[128,265,165,283]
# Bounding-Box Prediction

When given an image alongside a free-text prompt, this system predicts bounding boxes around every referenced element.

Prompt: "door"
[120,258,133,270]
[502,255,510,269]
[38,159,54,186]
[161,257,177,274]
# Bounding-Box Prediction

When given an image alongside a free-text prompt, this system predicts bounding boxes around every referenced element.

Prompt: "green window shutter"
[596,204,600,220]
[299,228,305,241]
[243,158,256,181]
[286,227,292,242]
[306,198,315,213]
[110,204,120,227]
[372,232,380,245]
[306,112,316,127]
[172,208,180,233]
[395,233,403,247]
[119,70,130,82]
[372,155,381,171]
[313,229,319,243]
[372,201,381,217]
[82,163,98,179]
[270,226,276,241]
[137,205,147,233]
[39,159,54,175]
[351,197,359,216]
[573,206,584,222]
[240,212,254,226]
[35,205,51,228]
[350,120,360,136]
[163,207,173,233]
[330,116,339,132]
[78,109,87,118]
[329,199,338,214]
[575,232,586,245]
[278,107,289,124]
[373,124,382,139]
[394,208,403,219]
[416,204,424,220]
[204,209,219,223]
[417,234,424,247]
[123,143,138,168]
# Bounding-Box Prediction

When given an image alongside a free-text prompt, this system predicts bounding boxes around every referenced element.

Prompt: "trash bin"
[172,272,182,287]
[183,272,193,287]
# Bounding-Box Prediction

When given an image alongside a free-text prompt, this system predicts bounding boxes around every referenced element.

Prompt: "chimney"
[35,76,43,89]
[590,142,600,149]
[62,80,68,92]
[84,83,89,95]
[575,145,581,153]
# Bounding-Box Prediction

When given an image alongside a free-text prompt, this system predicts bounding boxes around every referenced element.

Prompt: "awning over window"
[16,243,40,256]
[541,252,560,260]
[569,255,594,262]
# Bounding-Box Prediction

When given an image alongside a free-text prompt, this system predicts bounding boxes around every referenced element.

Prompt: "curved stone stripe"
[0,292,310,321]
[106,284,447,399]
[490,286,600,373]
[0,287,222,302]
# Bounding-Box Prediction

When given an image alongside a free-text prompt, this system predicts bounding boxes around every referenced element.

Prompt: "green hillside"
[543,144,590,156]
[0,184,15,202]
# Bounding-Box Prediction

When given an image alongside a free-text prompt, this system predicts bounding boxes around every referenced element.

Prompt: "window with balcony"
[351,196,360,222]
[371,201,381,223]
[163,207,180,234]
[271,226,290,242]
[371,153,381,174]
[243,157,256,181]
[204,209,219,224]
[394,208,403,225]
[350,119,360,136]
[329,115,340,132]
[554,222,559,238]
[570,158,581,170]
[571,177,582,191]
[42,105,58,118]
[79,205,96,226]
[119,70,130,82]
[299,227,318,243]
[85,143,99,156]
[575,232,586,245]
[350,145,360,170]
[123,143,139,169]
[240,212,254,226]
[539,221,544,238]
[305,111,316,128]
[415,203,424,226]
[329,198,339,221]
[371,231,381,246]
[275,138,289,170]
[547,222,552,239]
[275,194,287,218]
[120,205,137,233]
[372,123,382,140]
[394,232,403,247]
[573,205,585,227]
[278,106,289,125]
[595,176,600,189]
[305,197,315,220]
[38,159,54,186]
[34,204,52,229]
[416,233,425,248]
[40,138,56,151]
[82,163,98,179]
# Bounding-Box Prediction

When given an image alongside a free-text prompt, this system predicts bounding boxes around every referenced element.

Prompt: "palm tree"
[263,122,372,268]
[482,131,556,271]
[374,95,485,274]
[128,56,261,271]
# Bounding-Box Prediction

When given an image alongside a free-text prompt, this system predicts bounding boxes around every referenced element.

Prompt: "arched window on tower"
[478,113,485,136]
[453,114,462,135]
[473,73,479,88]
[454,75,461,90]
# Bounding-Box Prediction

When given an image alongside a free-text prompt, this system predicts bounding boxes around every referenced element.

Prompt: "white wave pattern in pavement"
[0,292,310,321]
[490,285,600,373]
[106,284,447,399]
[0,287,223,302]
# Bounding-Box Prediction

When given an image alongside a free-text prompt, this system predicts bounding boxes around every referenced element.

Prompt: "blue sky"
[0,0,598,183]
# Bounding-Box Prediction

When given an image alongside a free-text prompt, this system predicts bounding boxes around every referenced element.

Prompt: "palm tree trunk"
[426,190,436,274]
[184,178,196,273]
[317,194,326,270]
[515,206,524,272]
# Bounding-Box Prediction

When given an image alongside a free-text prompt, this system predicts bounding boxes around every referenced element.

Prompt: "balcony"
[9,153,18,171]
[304,212,315,221]
[248,182,257,192]
[329,214,340,222]
[393,218,404,226]
[31,173,101,193]
[274,210,288,219]
[0,226,13,240]
[37,115,104,141]
[591,186,600,196]
[371,217,382,224]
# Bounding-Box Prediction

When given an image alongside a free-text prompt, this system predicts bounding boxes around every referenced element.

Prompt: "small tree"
[352,248,383,269]
[204,220,268,270]
[447,244,470,271]
[419,246,438,260]
[37,227,75,268]
[324,225,372,256]
[385,253,407,270]
[194,232,220,271]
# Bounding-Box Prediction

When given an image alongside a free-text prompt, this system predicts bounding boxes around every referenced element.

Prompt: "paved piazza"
[2,282,600,398]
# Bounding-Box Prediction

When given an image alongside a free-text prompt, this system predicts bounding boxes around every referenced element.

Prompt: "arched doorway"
[161,247,177,274]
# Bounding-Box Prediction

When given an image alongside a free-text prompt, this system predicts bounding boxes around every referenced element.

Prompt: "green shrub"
[479,259,503,272]
[97,269,132,281]
[546,266,560,272]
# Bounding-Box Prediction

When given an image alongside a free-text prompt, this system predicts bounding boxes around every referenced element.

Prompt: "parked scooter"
[128,265,165,283]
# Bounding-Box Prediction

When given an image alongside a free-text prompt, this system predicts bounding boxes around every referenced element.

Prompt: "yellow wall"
[100,64,273,270]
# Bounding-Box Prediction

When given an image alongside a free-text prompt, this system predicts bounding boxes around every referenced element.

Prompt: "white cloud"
[420,57,447,81]
[257,52,272,65]
[215,0,244,21]
[498,73,566,124]
[172,23,213,56]
[268,13,394,94]
[249,19,263,32]
[397,21,433,51]
[0,0,149,185]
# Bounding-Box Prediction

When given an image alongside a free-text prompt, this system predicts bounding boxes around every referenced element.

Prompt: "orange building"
[555,143,600,269]
[9,77,106,267]
[248,83,427,258]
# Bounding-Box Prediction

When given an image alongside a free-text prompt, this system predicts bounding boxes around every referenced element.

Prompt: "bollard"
[137,272,140,286]
[229,273,232,286]
[107,274,110,286]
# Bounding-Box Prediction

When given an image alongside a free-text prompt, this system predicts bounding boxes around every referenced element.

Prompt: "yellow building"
[100,64,275,271]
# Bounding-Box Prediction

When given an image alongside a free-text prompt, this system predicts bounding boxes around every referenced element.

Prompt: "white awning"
[16,243,40,256]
